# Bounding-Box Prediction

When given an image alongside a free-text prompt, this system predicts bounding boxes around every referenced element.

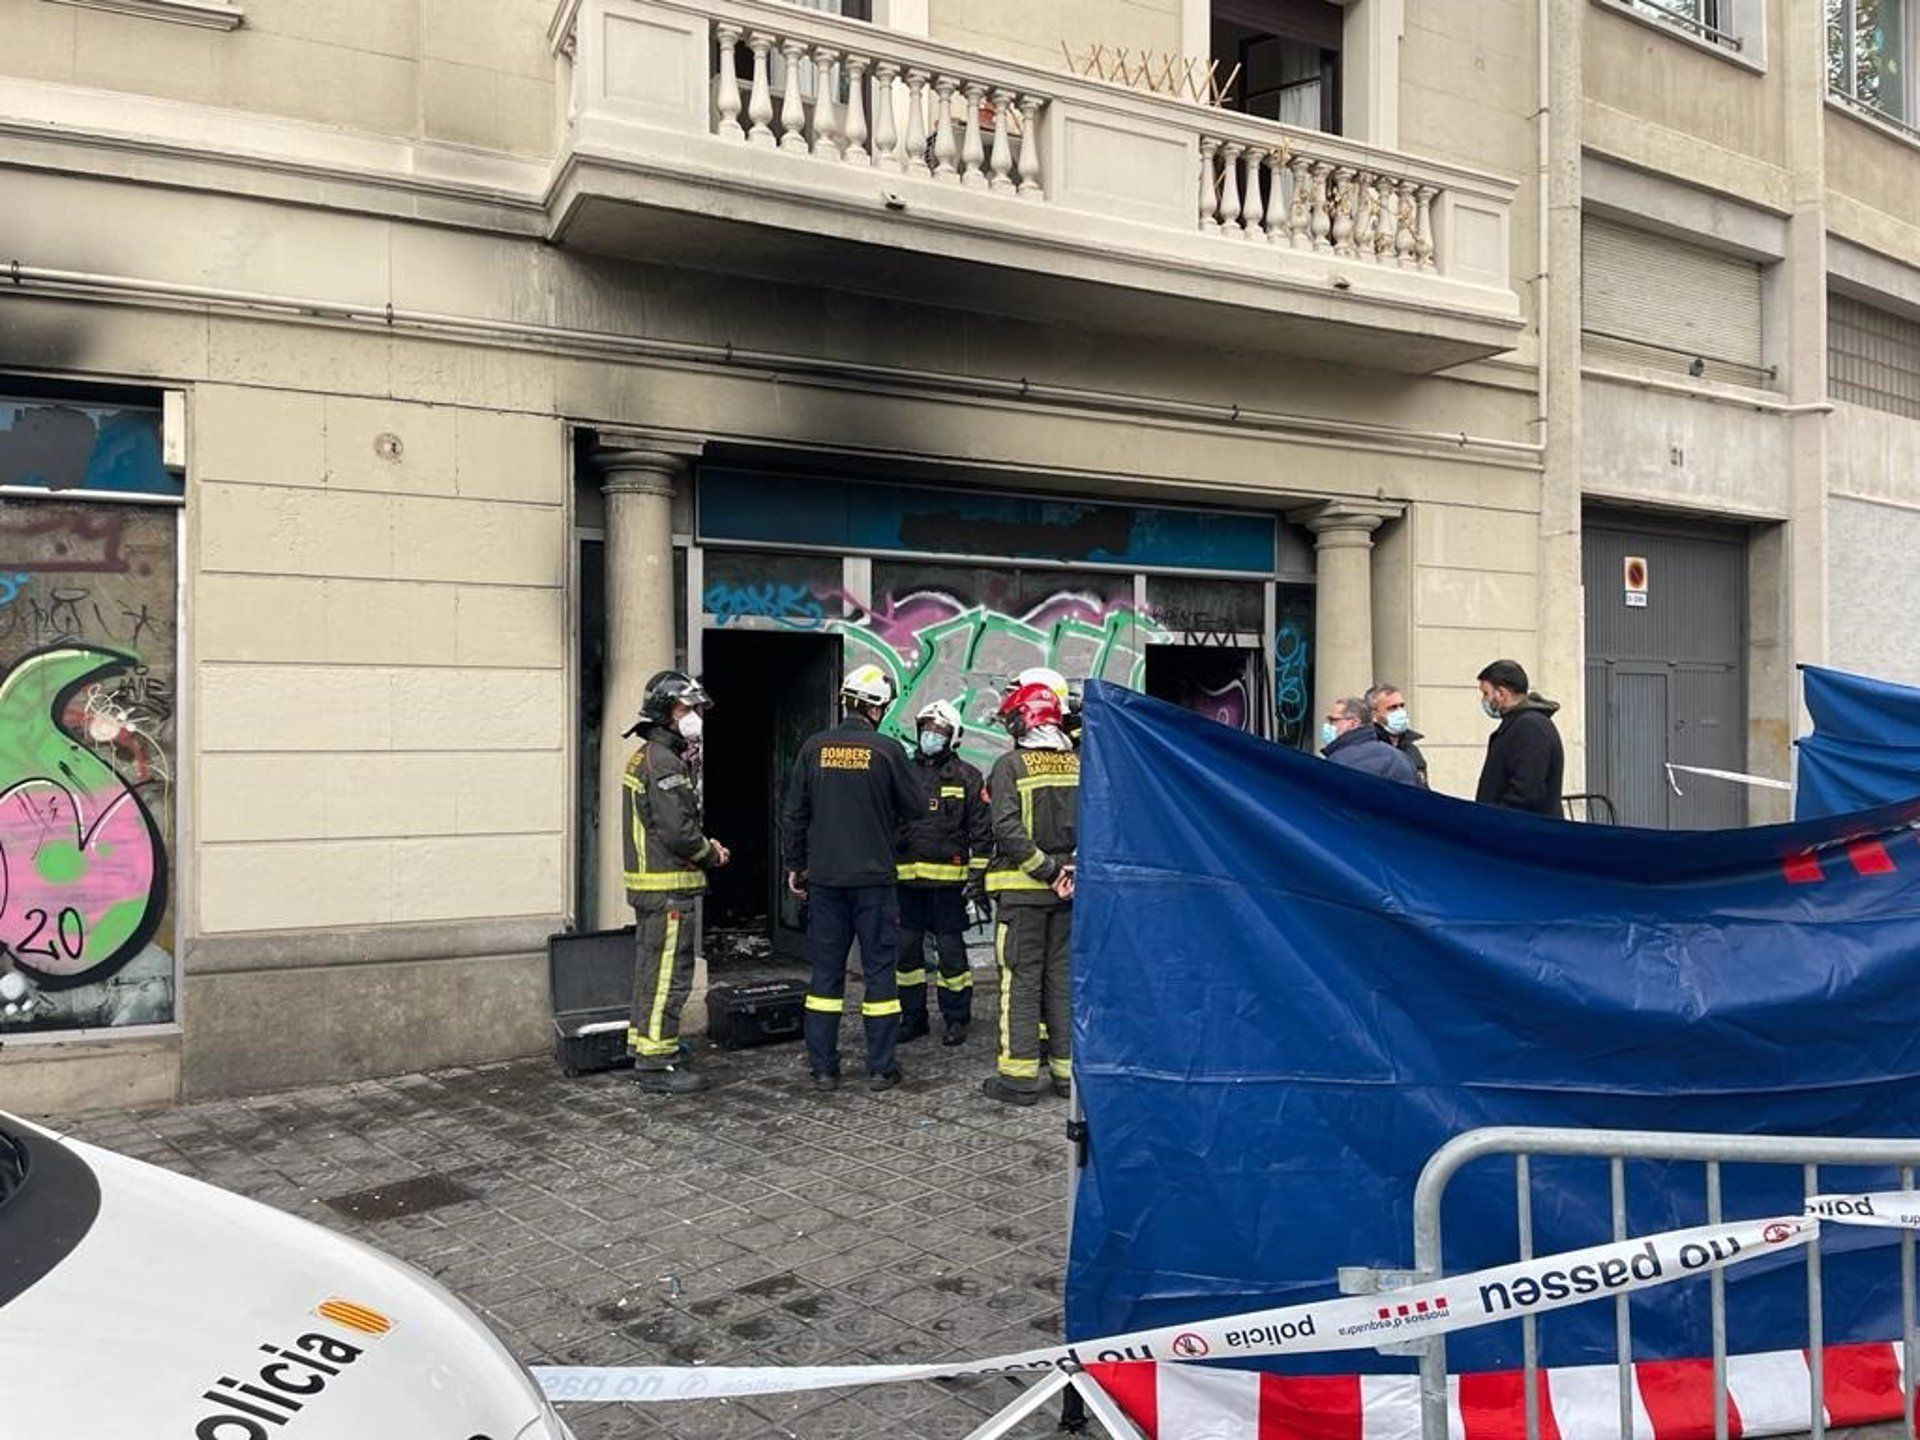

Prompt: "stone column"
[1295,500,1402,727]
[595,439,693,930]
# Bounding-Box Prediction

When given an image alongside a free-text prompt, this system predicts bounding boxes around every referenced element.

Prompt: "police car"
[0,1111,574,1439]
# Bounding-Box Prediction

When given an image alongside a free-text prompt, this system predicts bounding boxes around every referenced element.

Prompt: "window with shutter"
[1581,216,1769,384]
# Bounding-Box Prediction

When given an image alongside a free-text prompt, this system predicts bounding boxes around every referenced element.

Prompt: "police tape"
[533,1213,1816,1405]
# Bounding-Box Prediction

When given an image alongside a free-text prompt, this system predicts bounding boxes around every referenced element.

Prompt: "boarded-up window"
[1830,292,1920,419]
[1582,215,1768,382]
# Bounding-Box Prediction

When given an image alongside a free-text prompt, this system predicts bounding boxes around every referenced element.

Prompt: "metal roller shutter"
[1582,215,1765,376]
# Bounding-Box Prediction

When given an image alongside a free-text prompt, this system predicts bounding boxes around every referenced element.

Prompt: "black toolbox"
[548,927,636,1076]
[705,978,807,1050]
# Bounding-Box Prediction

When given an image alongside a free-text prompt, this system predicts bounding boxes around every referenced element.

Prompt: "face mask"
[1480,697,1502,720]
[1319,721,1340,749]
[676,710,704,741]
[1384,707,1411,735]
[918,731,950,757]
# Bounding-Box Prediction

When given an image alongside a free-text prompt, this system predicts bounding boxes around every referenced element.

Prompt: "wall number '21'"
[17,907,86,961]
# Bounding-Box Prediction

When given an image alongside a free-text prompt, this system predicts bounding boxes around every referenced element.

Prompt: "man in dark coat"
[1474,659,1565,816]
[1320,696,1419,785]
[1366,682,1429,788]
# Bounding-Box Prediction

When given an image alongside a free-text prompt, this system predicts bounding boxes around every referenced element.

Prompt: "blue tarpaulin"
[1067,682,1920,1373]
[1797,665,1920,820]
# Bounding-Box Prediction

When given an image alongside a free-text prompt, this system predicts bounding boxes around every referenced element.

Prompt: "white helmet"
[1011,666,1069,703]
[915,698,965,742]
[841,663,895,709]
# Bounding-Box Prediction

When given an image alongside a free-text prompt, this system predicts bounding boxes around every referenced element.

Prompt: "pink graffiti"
[855,589,1139,660]
[0,781,156,980]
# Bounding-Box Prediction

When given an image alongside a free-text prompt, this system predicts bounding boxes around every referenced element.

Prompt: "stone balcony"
[545,0,1524,372]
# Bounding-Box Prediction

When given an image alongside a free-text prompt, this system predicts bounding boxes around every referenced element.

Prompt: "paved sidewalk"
[63,1013,1078,1440]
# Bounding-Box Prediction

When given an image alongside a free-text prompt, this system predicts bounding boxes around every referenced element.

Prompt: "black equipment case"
[548,927,636,1076]
[705,978,806,1050]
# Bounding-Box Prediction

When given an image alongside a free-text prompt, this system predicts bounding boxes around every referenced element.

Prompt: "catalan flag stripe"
[317,1299,392,1335]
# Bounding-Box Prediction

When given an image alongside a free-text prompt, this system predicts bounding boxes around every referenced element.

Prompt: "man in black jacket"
[895,699,991,1047]
[1366,682,1430,788]
[1474,659,1565,816]
[781,663,924,1093]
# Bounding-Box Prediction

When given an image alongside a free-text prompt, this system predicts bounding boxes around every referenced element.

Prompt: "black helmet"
[628,670,712,735]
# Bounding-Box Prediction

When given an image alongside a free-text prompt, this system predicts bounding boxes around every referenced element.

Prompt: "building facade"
[0,0,1906,1111]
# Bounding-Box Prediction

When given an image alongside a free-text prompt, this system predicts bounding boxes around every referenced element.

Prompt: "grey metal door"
[1583,514,1747,828]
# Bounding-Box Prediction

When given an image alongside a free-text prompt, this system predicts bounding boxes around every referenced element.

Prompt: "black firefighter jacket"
[781,715,923,888]
[622,723,716,901]
[896,751,992,887]
[986,744,1079,909]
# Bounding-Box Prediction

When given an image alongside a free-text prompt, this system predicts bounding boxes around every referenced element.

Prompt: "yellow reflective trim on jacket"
[625,870,707,893]
[986,871,1050,893]
[860,998,902,1017]
[939,785,967,798]
[968,857,989,870]
[897,861,969,882]
[805,994,844,1014]
[1018,850,1051,876]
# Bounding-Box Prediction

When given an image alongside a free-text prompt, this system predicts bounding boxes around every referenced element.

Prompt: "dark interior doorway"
[701,630,840,961]
[1145,644,1265,735]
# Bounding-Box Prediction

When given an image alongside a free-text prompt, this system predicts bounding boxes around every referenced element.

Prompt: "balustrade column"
[1331,167,1357,257]
[1199,137,1221,233]
[1310,161,1332,252]
[811,47,841,158]
[715,23,744,141]
[1415,186,1438,270]
[1286,155,1310,247]
[842,55,870,165]
[931,75,959,181]
[778,38,808,150]
[1217,142,1243,231]
[746,33,775,146]
[871,61,900,170]
[1241,147,1266,239]
[961,81,987,187]
[1015,94,1044,196]
[904,70,931,175]
[988,89,1015,191]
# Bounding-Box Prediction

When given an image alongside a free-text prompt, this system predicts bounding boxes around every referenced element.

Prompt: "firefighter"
[622,670,730,1094]
[1009,666,1080,747]
[781,663,924,1093]
[982,681,1079,1107]
[895,699,991,1047]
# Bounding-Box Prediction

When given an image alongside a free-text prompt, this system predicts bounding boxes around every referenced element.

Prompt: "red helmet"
[998,681,1064,736]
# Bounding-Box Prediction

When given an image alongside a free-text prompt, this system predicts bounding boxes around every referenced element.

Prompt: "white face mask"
[676,710,704,741]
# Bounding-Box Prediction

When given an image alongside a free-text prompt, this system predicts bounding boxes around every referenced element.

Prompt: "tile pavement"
[62,1010,1080,1440]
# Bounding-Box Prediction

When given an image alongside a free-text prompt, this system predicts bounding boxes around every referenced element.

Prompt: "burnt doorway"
[701,629,840,962]
[1145,645,1266,735]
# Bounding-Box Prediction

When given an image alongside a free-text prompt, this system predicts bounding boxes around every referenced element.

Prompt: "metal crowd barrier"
[1408,1128,1920,1440]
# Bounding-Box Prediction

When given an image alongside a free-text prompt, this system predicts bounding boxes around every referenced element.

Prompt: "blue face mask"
[1481,697,1503,720]
[1319,721,1340,750]
[918,731,950,757]
[1384,707,1411,735]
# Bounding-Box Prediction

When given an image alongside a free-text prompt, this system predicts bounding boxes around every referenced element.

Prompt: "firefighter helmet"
[841,663,895,709]
[998,681,1063,737]
[1009,666,1069,704]
[629,670,712,736]
[915,698,965,743]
